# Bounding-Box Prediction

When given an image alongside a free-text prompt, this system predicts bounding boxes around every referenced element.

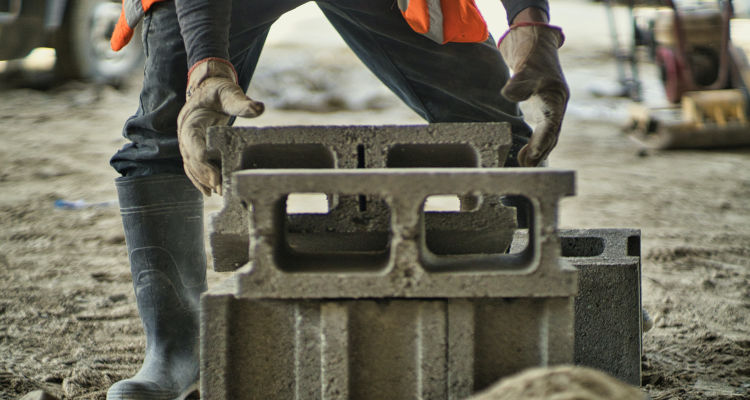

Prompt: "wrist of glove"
[498,23,569,167]
[177,58,264,196]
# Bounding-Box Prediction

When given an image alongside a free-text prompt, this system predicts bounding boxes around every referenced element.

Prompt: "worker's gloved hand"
[177,58,264,195]
[498,23,569,167]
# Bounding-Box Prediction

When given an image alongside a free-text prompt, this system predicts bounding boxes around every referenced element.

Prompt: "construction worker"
[106,0,568,398]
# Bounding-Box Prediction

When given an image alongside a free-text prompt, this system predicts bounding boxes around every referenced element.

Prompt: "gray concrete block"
[452,227,643,385]
[560,229,643,386]
[206,123,513,271]
[201,282,574,400]
[230,168,577,299]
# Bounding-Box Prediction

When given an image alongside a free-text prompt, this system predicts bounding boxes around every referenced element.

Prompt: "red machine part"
[657,0,733,104]
[656,45,687,103]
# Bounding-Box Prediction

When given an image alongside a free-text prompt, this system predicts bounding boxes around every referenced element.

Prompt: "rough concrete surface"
[201,284,574,400]
[201,152,647,397]
[200,224,642,398]
[561,229,643,386]
[230,168,577,298]
[207,123,512,271]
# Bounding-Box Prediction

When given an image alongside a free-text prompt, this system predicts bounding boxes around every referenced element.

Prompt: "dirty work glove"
[177,58,264,195]
[498,23,569,167]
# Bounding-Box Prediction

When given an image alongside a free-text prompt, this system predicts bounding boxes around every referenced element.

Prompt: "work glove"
[177,58,264,195]
[498,23,569,167]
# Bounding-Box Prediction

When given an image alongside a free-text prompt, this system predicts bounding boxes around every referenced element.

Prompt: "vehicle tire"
[55,0,144,86]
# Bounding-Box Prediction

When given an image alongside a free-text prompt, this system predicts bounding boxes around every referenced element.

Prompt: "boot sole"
[107,381,199,400]
[177,382,199,400]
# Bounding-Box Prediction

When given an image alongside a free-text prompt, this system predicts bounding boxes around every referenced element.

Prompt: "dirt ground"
[1,1,749,399]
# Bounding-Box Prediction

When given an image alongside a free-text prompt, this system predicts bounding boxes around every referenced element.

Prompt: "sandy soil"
[1,1,749,399]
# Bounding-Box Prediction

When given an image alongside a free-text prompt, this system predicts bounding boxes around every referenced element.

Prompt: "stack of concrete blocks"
[206,123,518,272]
[202,123,643,399]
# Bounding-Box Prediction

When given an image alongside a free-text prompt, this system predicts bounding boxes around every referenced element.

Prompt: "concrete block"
[206,123,513,271]
[230,168,577,299]
[560,229,643,386]
[201,280,574,400]
[445,227,643,385]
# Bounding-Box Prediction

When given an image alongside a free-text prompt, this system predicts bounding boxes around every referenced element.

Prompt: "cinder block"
[201,280,574,400]
[230,168,577,299]
[206,123,513,271]
[560,229,643,386]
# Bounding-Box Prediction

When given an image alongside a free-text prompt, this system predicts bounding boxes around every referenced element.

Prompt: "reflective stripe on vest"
[111,0,165,51]
[398,0,489,44]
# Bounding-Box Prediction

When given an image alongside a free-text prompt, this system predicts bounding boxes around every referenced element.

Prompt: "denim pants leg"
[317,0,532,166]
[110,0,305,177]
[109,1,188,177]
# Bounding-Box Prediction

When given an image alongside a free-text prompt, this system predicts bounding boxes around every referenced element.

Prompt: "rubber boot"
[107,174,207,400]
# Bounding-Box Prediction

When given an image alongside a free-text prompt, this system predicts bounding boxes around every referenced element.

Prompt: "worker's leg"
[227,0,309,95]
[106,1,301,398]
[107,175,206,400]
[317,0,532,167]
[106,3,206,399]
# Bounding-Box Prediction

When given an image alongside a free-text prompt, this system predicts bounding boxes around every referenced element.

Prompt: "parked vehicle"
[0,0,143,85]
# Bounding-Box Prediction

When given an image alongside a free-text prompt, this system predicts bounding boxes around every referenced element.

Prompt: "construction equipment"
[597,0,643,101]
[626,0,750,149]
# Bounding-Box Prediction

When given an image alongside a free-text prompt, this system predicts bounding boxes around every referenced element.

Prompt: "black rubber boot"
[107,175,207,400]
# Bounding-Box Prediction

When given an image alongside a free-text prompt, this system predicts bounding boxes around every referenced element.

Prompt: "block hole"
[424,195,461,212]
[286,193,329,214]
[357,144,367,212]
[386,143,478,168]
[627,235,640,257]
[241,144,334,169]
[419,193,533,271]
[560,237,605,257]
[386,139,484,211]
[279,194,391,272]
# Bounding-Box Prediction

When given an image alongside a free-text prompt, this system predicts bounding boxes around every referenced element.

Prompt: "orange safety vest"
[398,0,489,44]
[111,0,162,51]
[111,0,489,51]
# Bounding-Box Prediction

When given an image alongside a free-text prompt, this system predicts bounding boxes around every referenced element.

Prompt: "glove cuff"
[186,58,238,97]
[497,23,565,48]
